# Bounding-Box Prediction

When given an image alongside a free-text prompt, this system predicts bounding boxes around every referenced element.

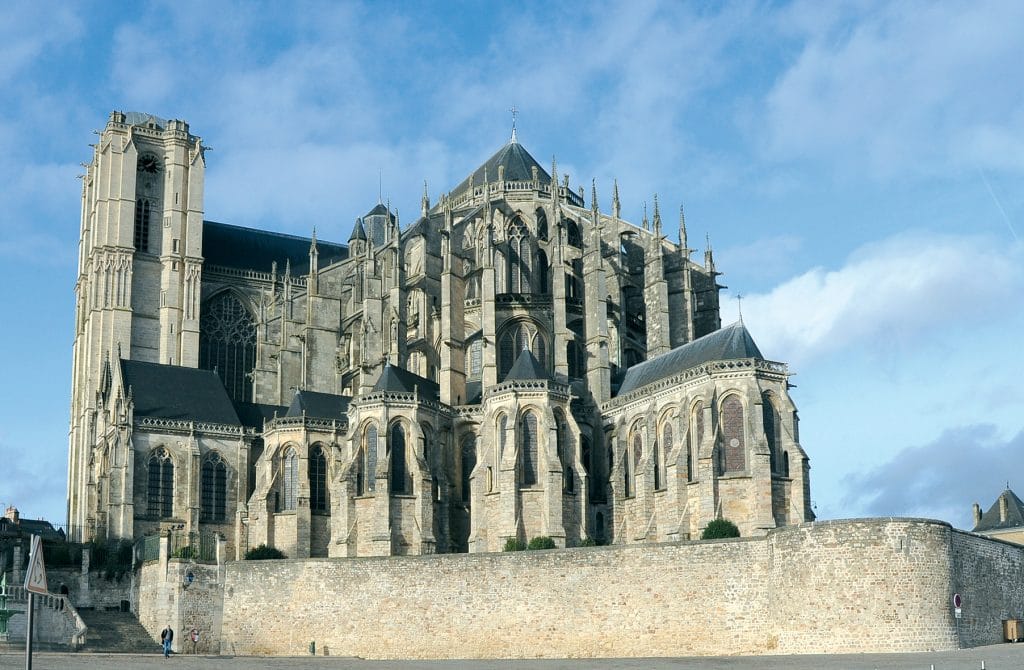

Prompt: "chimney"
[999,494,1008,523]
[4,506,18,523]
[972,503,982,527]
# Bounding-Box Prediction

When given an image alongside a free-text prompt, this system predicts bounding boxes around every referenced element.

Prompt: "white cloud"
[842,425,1024,530]
[762,2,1024,177]
[738,233,1024,366]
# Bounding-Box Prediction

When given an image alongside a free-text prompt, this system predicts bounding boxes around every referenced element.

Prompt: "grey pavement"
[2,646,1024,670]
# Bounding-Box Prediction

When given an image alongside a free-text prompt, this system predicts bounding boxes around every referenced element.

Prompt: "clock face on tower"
[138,154,161,173]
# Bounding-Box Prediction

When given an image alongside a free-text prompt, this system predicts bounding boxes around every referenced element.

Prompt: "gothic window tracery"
[201,451,227,522]
[309,445,328,512]
[147,447,174,518]
[134,152,161,253]
[498,322,547,379]
[762,393,782,475]
[465,338,483,381]
[282,447,298,511]
[720,395,745,473]
[689,402,703,482]
[199,292,257,402]
[363,424,378,494]
[660,422,673,489]
[506,219,531,293]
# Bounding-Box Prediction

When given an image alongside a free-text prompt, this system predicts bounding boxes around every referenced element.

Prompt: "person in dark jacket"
[160,625,174,658]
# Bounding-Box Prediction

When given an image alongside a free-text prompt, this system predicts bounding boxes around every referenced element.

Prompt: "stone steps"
[77,609,156,653]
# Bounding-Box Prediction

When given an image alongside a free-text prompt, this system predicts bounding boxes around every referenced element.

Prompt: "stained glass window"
[199,293,257,402]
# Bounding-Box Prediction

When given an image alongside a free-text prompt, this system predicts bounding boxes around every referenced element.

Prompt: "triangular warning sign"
[24,535,48,595]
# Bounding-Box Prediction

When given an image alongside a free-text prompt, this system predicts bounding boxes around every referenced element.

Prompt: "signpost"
[23,534,47,670]
[953,593,963,649]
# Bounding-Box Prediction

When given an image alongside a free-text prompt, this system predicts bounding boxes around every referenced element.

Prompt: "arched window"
[461,435,476,502]
[689,402,703,482]
[282,447,298,511]
[309,445,328,512]
[537,249,549,294]
[134,152,161,253]
[536,208,548,241]
[659,422,673,490]
[631,431,643,495]
[721,395,746,473]
[498,322,547,379]
[495,414,507,492]
[566,218,582,248]
[199,292,257,402]
[364,424,378,493]
[521,412,539,487]
[201,452,227,522]
[147,448,174,518]
[762,393,782,475]
[506,219,531,294]
[390,423,411,495]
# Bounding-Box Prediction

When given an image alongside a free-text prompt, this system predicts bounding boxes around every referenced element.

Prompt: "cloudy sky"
[1,1,1021,530]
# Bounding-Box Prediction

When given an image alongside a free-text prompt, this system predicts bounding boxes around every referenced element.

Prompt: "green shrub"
[244,544,286,560]
[172,545,197,560]
[527,536,556,550]
[701,518,740,540]
[502,537,526,552]
[579,537,597,547]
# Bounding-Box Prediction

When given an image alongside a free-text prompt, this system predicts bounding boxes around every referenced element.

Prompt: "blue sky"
[1,1,1021,530]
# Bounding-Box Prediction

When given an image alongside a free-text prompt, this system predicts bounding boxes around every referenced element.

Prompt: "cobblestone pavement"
[2,646,1024,670]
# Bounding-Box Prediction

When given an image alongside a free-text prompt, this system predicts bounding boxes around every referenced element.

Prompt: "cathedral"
[67,111,813,559]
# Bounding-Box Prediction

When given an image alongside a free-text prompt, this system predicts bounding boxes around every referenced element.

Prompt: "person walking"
[160,624,174,658]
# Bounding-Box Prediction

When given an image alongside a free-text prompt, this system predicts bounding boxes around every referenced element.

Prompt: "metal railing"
[168,530,218,563]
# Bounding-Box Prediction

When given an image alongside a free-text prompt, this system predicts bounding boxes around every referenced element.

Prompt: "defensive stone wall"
[213,518,1023,658]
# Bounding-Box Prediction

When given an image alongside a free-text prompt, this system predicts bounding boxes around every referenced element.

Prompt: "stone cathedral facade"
[67,111,813,559]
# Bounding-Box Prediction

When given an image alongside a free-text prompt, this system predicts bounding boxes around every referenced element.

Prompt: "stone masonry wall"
[138,559,223,654]
[950,530,1024,648]
[214,518,1023,658]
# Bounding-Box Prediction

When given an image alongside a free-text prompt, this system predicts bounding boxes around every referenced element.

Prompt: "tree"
[701,519,740,540]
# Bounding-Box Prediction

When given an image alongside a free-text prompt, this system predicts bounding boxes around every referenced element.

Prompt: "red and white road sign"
[24,535,48,595]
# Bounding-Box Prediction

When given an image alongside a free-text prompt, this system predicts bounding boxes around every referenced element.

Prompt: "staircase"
[78,608,156,653]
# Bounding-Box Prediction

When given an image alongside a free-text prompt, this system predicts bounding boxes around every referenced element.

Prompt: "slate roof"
[504,350,549,381]
[451,141,550,201]
[203,221,348,275]
[233,401,288,430]
[0,517,65,541]
[616,322,765,396]
[974,489,1024,532]
[372,363,440,401]
[121,360,241,425]
[349,218,367,242]
[285,390,351,420]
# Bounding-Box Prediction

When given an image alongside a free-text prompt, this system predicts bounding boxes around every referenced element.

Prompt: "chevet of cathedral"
[67,111,813,560]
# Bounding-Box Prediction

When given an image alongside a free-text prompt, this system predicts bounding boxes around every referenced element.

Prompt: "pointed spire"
[642,202,649,231]
[679,203,688,253]
[591,179,599,216]
[652,194,662,236]
[309,226,318,253]
[550,156,560,205]
[421,180,430,217]
[705,233,715,272]
[509,105,519,143]
[612,179,621,219]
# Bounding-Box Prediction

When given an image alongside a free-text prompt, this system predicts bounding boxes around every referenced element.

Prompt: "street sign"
[955,607,962,619]
[24,535,47,595]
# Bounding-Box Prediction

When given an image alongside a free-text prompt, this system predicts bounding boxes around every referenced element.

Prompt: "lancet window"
[520,412,539,487]
[309,445,328,512]
[506,219,531,294]
[498,322,547,379]
[720,395,746,473]
[282,447,298,511]
[390,423,411,495]
[147,447,174,518]
[200,451,227,522]
[461,435,476,502]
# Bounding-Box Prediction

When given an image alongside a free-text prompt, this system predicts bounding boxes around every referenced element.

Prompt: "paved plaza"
[2,646,1024,670]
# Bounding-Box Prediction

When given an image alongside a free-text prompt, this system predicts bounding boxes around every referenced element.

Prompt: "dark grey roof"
[203,221,348,275]
[974,489,1024,532]
[372,364,440,401]
[364,203,396,220]
[616,322,765,395]
[285,390,351,420]
[121,360,241,425]
[0,517,65,541]
[349,218,367,242]
[233,401,288,430]
[504,350,548,381]
[451,141,550,200]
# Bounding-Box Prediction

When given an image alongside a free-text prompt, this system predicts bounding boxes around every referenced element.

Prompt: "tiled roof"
[974,489,1024,532]
[451,141,550,201]
[372,364,440,402]
[121,360,241,425]
[616,322,765,395]
[504,350,548,381]
[285,390,351,420]
[203,221,347,275]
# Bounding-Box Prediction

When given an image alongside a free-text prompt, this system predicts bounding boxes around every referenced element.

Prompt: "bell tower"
[67,111,205,540]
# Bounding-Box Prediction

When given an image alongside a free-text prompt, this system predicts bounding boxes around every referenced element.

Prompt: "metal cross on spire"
[509,106,519,143]
[736,293,744,324]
